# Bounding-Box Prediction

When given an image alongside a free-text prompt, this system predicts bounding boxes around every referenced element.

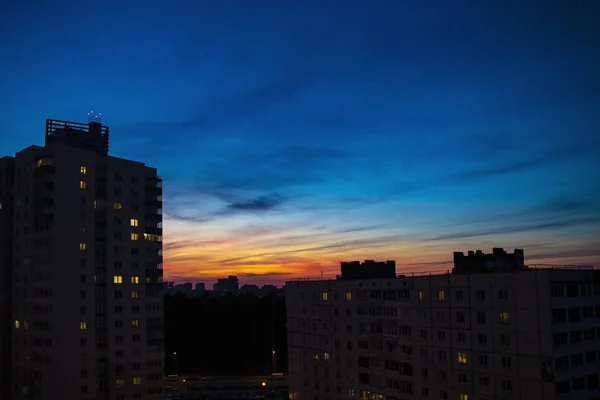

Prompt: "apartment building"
[286,260,600,400]
[0,156,16,397]
[3,117,164,400]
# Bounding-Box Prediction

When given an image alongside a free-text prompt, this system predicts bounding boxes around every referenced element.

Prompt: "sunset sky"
[1,1,599,286]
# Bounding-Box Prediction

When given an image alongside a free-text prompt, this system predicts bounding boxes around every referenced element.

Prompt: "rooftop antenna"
[87,110,102,124]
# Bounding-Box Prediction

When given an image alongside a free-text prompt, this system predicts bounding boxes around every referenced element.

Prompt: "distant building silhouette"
[453,247,526,273]
[195,282,206,293]
[213,275,240,295]
[240,284,261,296]
[0,117,164,399]
[338,259,396,280]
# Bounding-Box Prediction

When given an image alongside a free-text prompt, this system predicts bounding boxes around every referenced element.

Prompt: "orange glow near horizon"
[162,217,600,287]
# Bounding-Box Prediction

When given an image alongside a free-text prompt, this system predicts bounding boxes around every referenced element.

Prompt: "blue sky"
[1,1,599,284]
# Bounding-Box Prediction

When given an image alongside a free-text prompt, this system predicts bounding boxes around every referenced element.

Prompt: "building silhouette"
[213,275,240,296]
[0,117,164,400]
[286,256,600,400]
[0,156,15,397]
[453,247,526,274]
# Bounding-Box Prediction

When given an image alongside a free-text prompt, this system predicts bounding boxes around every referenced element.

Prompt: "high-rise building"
[285,258,600,400]
[2,117,164,400]
[0,156,16,398]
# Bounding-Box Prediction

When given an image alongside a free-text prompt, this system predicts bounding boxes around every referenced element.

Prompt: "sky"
[1,1,599,286]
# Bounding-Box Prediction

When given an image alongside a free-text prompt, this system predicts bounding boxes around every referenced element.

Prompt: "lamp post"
[272,350,276,373]
[174,351,179,376]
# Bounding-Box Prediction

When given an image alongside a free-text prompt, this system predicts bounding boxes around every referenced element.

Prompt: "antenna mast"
[87,110,102,124]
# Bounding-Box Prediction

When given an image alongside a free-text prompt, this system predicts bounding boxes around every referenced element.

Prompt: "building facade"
[286,265,600,400]
[4,118,164,400]
[0,156,16,397]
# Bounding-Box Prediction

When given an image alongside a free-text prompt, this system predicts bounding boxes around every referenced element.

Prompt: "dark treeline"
[164,293,288,376]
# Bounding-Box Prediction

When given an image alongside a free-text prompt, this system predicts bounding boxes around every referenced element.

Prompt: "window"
[79,243,87,251]
[437,290,445,301]
[133,377,141,385]
[455,290,463,301]
[478,355,488,366]
[500,311,510,325]
[478,333,487,345]
[322,292,328,301]
[132,290,140,299]
[130,219,138,227]
[346,292,352,301]
[132,320,140,327]
[130,233,138,240]
[113,276,123,284]
[80,321,87,330]
[477,312,486,324]
[79,181,87,189]
[80,166,87,174]
[15,320,19,329]
[457,331,466,342]
[502,356,512,369]
[457,352,467,364]
[460,395,468,400]
[324,352,330,360]
[116,379,124,388]
[498,289,508,301]
[418,290,424,300]
[500,334,510,346]
[113,203,122,210]
[131,276,139,284]
[502,379,513,391]
[476,290,485,301]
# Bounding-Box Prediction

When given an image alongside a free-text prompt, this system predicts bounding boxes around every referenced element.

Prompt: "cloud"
[225,193,286,212]
[424,216,600,242]
[239,271,292,277]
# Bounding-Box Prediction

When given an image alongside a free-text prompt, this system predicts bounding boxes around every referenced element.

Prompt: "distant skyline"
[1,1,599,286]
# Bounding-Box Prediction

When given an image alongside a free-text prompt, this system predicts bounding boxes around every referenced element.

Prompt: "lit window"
[458,352,467,364]
[460,395,468,400]
[116,379,124,388]
[133,377,141,385]
[79,181,87,189]
[132,290,139,299]
[500,312,510,325]
[79,228,85,235]
[15,320,19,329]
[22,386,28,395]
[79,243,87,251]
[131,276,139,284]
[113,203,122,210]
[438,290,445,301]
[0,202,3,210]
[113,276,123,284]
[80,166,87,174]
[324,352,330,360]
[132,320,139,327]
[146,277,150,283]
[419,291,424,300]
[322,292,328,301]
[130,233,138,241]
[80,321,87,330]
[313,354,319,360]
[130,219,138,227]
[348,389,356,397]
[346,292,352,301]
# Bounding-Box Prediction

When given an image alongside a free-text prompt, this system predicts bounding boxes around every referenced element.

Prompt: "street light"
[272,350,276,373]
[174,351,179,376]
